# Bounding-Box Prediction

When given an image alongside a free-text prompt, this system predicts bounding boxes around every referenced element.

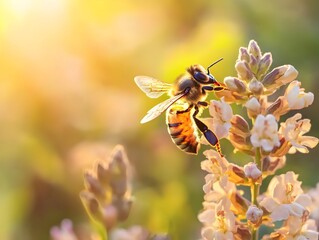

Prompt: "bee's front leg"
[198,101,208,107]
[202,86,214,94]
[202,85,227,94]
[192,106,223,157]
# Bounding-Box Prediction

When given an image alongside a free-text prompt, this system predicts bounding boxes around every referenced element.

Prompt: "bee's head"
[188,58,223,85]
[188,64,217,85]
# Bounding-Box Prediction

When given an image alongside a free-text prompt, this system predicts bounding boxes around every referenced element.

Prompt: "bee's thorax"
[171,75,206,104]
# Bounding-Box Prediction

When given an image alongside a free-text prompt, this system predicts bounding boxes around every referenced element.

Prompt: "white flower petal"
[270,204,291,221]
[295,194,312,208]
[201,227,214,240]
[250,114,279,152]
[289,202,306,217]
[198,209,215,224]
[259,197,279,212]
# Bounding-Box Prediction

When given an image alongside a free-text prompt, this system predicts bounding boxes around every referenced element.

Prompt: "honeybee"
[135,58,226,155]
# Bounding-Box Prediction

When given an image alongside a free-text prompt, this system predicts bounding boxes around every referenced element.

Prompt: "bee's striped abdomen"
[166,108,200,154]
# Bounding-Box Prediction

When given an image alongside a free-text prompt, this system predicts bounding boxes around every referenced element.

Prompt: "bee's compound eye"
[194,71,208,83]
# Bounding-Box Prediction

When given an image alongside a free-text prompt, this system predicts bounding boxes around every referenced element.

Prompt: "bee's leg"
[198,101,208,107]
[192,106,223,157]
[213,86,227,91]
[202,85,226,94]
[202,86,214,94]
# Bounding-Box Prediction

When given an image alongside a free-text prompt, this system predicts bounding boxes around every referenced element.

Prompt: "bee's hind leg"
[192,106,223,157]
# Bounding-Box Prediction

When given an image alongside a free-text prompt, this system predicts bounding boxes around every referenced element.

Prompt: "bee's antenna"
[207,58,223,75]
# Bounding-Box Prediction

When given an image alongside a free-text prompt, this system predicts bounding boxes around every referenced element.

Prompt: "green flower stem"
[251,147,262,240]
[92,220,108,240]
[252,228,257,240]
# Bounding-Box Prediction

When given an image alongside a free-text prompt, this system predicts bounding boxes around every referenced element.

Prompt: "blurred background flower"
[0,0,318,239]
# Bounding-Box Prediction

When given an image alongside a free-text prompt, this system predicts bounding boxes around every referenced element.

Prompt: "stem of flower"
[251,147,262,240]
[92,220,108,240]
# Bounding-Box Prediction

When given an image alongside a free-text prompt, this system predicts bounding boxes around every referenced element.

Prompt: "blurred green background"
[0,0,318,239]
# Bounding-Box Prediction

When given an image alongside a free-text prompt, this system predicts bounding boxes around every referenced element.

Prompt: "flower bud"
[229,115,253,154]
[235,61,253,81]
[230,115,250,136]
[239,47,250,62]
[266,97,284,120]
[84,172,105,198]
[97,163,111,187]
[244,162,262,181]
[80,145,133,230]
[113,198,133,221]
[224,77,247,93]
[248,78,264,95]
[234,225,251,240]
[227,164,246,184]
[258,52,272,76]
[246,205,263,225]
[262,156,286,175]
[249,55,258,74]
[229,132,252,154]
[80,191,102,220]
[262,65,298,93]
[248,40,262,60]
[101,205,118,230]
[230,191,249,215]
[271,137,291,157]
[245,97,261,119]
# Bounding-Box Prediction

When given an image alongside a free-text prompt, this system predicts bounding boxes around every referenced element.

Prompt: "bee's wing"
[134,76,172,98]
[140,93,186,124]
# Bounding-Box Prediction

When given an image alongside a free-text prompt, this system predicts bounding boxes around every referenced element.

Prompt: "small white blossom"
[199,198,236,240]
[203,98,233,140]
[285,80,314,110]
[250,114,280,152]
[201,150,229,193]
[204,176,237,203]
[279,113,318,154]
[259,172,312,222]
[268,217,318,240]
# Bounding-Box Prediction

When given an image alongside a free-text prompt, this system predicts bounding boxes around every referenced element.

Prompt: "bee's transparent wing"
[134,76,172,98]
[140,93,186,124]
